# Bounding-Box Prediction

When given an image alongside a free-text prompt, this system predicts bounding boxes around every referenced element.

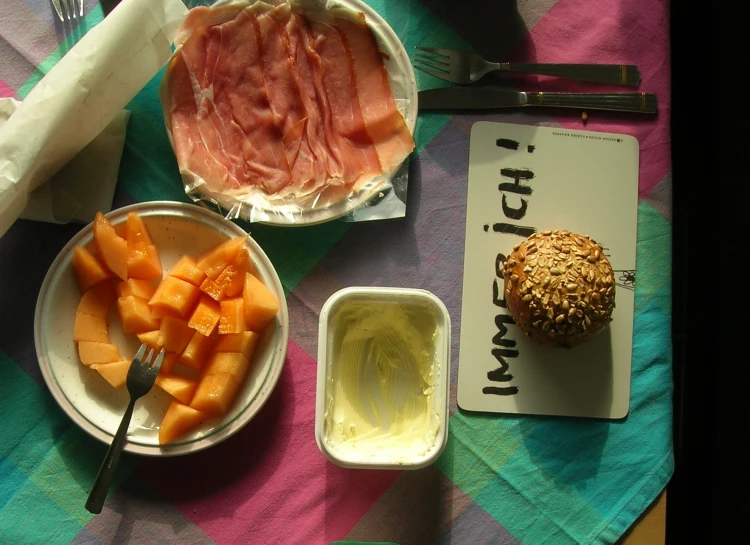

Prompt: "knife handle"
[525,92,658,114]
[500,63,641,87]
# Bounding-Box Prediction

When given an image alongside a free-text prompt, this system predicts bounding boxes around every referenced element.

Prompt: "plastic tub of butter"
[315,287,451,469]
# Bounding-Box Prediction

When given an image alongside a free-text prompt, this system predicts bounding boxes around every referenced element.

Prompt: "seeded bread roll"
[503,230,615,348]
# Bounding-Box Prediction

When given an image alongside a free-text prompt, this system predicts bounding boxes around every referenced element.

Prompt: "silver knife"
[418,87,658,114]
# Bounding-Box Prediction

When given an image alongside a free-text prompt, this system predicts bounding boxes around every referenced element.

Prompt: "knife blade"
[417,87,658,114]
[418,88,528,110]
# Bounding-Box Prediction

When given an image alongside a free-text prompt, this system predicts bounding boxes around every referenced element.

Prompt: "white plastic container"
[315,287,451,469]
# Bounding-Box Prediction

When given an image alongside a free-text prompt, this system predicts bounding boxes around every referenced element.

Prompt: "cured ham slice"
[334,16,415,177]
[163,0,414,208]
[311,19,382,189]
[280,7,365,193]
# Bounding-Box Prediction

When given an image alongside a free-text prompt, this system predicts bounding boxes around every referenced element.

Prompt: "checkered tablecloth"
[0,1,673,543]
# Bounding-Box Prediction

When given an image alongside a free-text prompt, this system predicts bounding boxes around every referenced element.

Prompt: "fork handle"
[497,63,641,87]
[85,398,136,514]
[525,92,657,114]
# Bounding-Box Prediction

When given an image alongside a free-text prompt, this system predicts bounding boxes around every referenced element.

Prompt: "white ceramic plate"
[173,0,417,226]
[34,202,289,456]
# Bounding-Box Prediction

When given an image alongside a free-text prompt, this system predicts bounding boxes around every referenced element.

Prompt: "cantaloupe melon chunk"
[93,212,128,281]
[168,255,206,286]
[222,248,257,298]
[117,295,160,334]
[190,373,240,416]
[149,276,201,318]
[72,246,113,293]
[199,277,226,301]
[203,352,251,384]
[159,352,179,375]
[73,312,109,343]
[242,273,279,332]
[158,401,205,445]
[78,341,122,366]
[179,331,215,370]
[219,297,246,334]
[125,211,154,246]
[150,305,183,320]
[137,330,162,350]
[155,373,198,405]
[196,236,246,280]
[91,359,130,388]
[116,278,157,300]
[214,331,259,361]
[127,240,162,280]
[158,316,194,354]
[77,282,115,318]
[187,295,221,337]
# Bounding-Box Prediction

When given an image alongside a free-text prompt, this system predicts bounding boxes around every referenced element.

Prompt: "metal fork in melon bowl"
[85,344,164,514]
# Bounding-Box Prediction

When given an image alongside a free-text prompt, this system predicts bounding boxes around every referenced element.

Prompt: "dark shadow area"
[418,0,533,63]
[668,1,747,543]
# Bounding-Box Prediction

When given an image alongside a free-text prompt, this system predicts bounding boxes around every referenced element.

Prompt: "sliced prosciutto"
[334,16,415,177]
[311,19,383,190]
[163,0,414,205]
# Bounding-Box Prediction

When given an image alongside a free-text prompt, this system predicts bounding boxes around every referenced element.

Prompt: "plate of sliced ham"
[160,0,417,225]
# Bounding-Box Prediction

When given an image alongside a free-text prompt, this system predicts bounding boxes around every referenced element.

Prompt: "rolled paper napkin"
[0,0,189,238]
[0,98,129,225]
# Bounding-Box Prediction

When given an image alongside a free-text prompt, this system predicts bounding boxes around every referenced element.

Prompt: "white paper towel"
[0,0,189,238]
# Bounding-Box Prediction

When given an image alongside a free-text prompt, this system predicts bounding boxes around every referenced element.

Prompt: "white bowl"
[315,287,450,469]
[34,201,289,456]
[169,0,417,226]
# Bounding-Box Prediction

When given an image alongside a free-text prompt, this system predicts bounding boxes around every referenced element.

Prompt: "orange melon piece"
[137,330,162,350]
[158,401,205,445]
[242,273,280,332]
[155,373,198,405]
[116,278,157,300]
[223,248,257,297]
[78,341,122,366]
[196,236,246,280]
[127,240,162,280]
[117,295,160,333]
[214,331,259,361]
[73,312,109,343]
[179,331,215,370]
[91,360,130,388]
[125,211,154,245]
[158,316,194,354]
[93,212,128,281]
[150,305,183,320]
[204,352,251,384]
[219,297,246,334]
[190,373,240,416]
[77,282,115,318]
[168,255,206,286]
[72,246,113,293]
[187,295,221,337]
[159,352,179,375]
[149,276,201,319]
[199,277,226,301]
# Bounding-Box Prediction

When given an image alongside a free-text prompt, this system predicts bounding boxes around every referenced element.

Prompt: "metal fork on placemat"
[85,344,164,515]
[414,47,641,87]
[51,0,84,21]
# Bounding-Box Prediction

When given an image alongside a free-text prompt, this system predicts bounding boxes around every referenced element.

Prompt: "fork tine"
[78,0,84,17]
[143,348,155,366]
[414,64,457,83]
[415,46,454,58]
[51,0,64,21]
[132,343,147,364]
[414,54,450,71]
[150,350,165,373]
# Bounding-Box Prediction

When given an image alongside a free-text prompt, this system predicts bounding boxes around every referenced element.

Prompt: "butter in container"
[315,287,450,469]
